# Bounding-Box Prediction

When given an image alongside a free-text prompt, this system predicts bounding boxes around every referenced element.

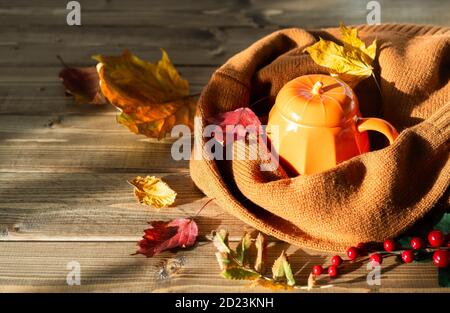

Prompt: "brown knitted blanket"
[190,24,450,252]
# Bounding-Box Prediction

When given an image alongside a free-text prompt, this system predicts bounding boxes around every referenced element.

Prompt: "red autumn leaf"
[58,57,106,105]
[134,218,198,257]
[206,107,262,143]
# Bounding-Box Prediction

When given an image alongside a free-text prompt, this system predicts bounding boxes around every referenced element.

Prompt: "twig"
[194,198,215,217]
[56,55,70,69]
[371,72,382,94]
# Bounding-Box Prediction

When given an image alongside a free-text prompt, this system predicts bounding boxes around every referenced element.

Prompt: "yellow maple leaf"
[93,49,197,139]
[339,23,377,61]
[128,176,177,209]
[305,23,377,87]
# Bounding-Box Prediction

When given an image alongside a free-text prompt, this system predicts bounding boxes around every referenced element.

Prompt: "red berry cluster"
[311,230,449,278]
[398,231,450,267]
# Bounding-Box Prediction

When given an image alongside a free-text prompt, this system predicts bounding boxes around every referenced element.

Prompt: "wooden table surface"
[0,0,449,292]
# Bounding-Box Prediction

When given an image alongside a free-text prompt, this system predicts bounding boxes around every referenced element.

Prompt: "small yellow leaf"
[236,232,252,265]
[94,50,197,139]
[249,278,294,291]
[221,268,260,281]
[254,233,266,272]
[128,176,176,208]
[215,252,232,270]
[307,273,316,290]
[305,23,377,87]
[272,251,286,281]
[272,251,295,286]
[212,229,231,254]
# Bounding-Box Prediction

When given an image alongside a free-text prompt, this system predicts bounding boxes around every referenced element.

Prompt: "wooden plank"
[0,140,187,173]
[0,27,275,67]
[0,0,244,11]
[0,66,214,114]
[1,2,446,68]
[246,0,450,27]
[0,241,445,292]
[0,66,214,85]
[0,0,448,27]
[0,172,258,241]
[0,8,255,28]
[0,113,195,172]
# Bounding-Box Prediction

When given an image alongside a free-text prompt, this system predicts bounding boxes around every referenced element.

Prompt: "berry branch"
[311,230,450,279]
[213,214,449,290]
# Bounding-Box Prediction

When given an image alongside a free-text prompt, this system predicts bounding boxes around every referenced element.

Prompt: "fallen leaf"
[58,61,106,105]
[215,252,232,270]
[272,251,286,281]
[94,49,197,139]
[307,273,316,290]
[236,232,252,265]
[134,218,198,257]
[272,251,296,286]
[206,108,262,143]
[221,268,260,280]
[250,278,294,291]
[434,213,450,234]
[213,229,231,254]
[129,176,177,209]
[115,98,196,140]
[438,267,450,287]
[254,233,266,272]
[304,23,377,87]
[282,256,296,286]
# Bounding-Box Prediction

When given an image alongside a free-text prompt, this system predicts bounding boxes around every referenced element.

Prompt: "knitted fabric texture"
[190,24,450,252]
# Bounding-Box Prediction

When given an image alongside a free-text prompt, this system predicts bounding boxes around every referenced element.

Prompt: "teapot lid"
[273,74,358,127]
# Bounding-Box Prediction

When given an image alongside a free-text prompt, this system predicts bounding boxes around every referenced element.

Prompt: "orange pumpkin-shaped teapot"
[267,74,398,175]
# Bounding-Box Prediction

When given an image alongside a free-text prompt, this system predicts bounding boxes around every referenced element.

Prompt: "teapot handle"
[356,117,398,145]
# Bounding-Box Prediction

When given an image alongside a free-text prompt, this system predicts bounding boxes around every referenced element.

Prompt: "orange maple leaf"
[93,50,197,139]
